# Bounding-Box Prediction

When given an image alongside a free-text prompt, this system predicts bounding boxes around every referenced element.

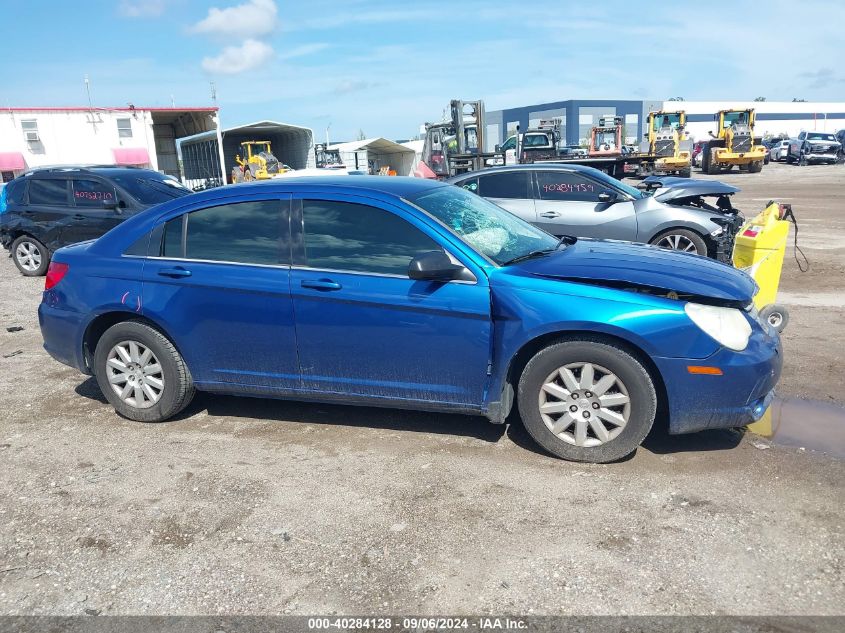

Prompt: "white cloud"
[118,0,166,17]
[192,0,277,38]
[201,39,275,75]
[279,43,330,61]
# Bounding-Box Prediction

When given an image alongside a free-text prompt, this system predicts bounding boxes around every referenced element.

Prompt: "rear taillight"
[45,262,69,290]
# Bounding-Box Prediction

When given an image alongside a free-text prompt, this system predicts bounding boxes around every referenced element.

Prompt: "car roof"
[446,163,599,182]
[224,175,448,197]
[21,165,166,179]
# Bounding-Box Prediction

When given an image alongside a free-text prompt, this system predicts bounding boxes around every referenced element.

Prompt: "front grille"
[654,139,675,157]
[732,134,752,153]
[809,144,834,153]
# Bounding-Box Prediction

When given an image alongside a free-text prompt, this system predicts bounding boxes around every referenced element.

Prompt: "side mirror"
[102,198,119,210]
[597,191,618,203]
[408,250,465,282]
[495,144,501,152]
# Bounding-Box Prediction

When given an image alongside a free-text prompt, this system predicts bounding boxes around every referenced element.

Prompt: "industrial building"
[0,106,219,183]
[485,99,845,149]
[179,120,314,188]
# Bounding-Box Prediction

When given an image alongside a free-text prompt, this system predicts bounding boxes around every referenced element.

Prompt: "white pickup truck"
[787,131,841,164]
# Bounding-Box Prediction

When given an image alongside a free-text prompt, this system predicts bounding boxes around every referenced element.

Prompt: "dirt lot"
[0,162,843,616]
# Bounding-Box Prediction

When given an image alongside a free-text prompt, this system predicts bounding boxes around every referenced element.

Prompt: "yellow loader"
[642,110,692,177]
[701,109,767,174]
[231,141,288,182]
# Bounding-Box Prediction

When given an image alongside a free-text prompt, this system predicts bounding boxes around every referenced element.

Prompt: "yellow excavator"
[231,141,288,182]
[701,109,766,174]
[642,110,691,177]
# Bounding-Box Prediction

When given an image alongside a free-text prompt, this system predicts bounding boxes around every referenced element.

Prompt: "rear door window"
[71,179,117,208]
[159,200,284,265]
[536,171,613,202]
[478,171,530,199]
[28,179,68,206]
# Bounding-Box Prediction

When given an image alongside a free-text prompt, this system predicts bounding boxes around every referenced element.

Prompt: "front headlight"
[684,302,752,351]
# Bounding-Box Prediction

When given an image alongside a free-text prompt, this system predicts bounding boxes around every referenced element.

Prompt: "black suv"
[0,166,192,276]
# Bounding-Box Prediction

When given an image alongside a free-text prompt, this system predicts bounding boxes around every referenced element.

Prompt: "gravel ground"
[0,162,843,616]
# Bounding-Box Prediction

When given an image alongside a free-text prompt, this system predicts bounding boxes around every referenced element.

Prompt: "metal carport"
[329,138,416,176]
[179,120,314,189]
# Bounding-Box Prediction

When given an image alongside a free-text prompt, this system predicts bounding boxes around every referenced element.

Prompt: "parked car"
[447,165,743,261]
[786,131,842,164]
[39,177,781,463]
[767,139,790,161]
[0,166,192,276]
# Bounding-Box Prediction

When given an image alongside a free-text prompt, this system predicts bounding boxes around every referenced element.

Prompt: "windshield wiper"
[503,236,575,266]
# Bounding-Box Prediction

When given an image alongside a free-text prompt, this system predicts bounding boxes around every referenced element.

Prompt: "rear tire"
[749,160,763,173]
[11,235,49,277]
[650,228,708,256]
[679,167,691,178]
[94,321,195,423]
[517,338,657,463]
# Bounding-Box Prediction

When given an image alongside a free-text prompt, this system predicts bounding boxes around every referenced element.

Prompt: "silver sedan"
[447,165,742,260]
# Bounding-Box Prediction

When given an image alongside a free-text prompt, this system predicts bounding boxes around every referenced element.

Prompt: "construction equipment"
[589,116,624,157]
[415,100,496,178]
[231,141,286,182]
[701,109,766,174]
[640,111,692,177]
[732,201,794,332]
[314,143,345,169]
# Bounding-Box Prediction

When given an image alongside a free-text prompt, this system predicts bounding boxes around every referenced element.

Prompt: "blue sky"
[3,0,844,141]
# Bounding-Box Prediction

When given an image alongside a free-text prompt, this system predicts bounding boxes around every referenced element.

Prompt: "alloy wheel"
[15,241,42,272]
[538,362,631,447]
[106,340,164,409]
[655,233,700,253]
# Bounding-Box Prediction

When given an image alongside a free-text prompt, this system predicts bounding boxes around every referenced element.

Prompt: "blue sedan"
[38,176,781,463]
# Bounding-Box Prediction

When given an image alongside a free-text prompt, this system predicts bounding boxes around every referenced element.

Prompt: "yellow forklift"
[231,141,288,182]
[640,110,691,177]
[701,109,767,174]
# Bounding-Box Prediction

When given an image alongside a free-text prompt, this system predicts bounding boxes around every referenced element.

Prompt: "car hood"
[508,239,756,305]
[644,177,739,204]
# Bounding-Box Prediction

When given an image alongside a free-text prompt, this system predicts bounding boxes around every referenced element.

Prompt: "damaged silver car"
[448,165,743,262]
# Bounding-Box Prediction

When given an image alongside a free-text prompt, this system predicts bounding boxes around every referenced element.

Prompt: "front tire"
[11,235,49,276]
[94,321,195,422]
[517,339,657,463]
[650,228,708,256]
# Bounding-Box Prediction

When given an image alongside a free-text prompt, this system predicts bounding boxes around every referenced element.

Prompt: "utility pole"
[84,74,98,131]
[210,82,227,185]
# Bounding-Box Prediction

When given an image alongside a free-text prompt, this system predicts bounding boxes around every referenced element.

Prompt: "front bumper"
[713,148,767,164]
[652,325,782,434]
[804,152,838,162]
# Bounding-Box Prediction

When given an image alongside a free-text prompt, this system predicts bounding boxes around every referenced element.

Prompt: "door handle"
[301,279,342,291]
[540,211,561,218]
[73,214,86,220]
[157,267,192,278]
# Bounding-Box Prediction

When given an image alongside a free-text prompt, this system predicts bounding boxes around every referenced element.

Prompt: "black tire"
[700,146,711,173]
[760,304,789,333]
[679,167,692,178]
[749,160,763,173]
[649,228,709,256]
[10,235,50,277]
[517,338,657,463]
[94,320,195,423]
[786,153,794,164]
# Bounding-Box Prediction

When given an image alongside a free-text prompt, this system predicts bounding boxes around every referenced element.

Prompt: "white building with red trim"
[0,106,219,183]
